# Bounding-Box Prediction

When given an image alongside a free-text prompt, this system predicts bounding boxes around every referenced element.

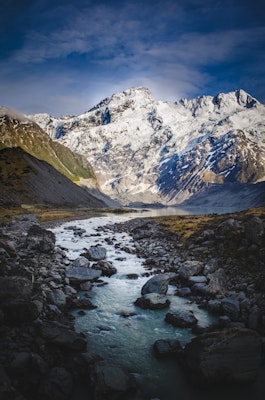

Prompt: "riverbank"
[0,208,265,399]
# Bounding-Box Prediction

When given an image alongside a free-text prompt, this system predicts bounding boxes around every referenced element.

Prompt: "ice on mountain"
[27,87,265,206]
[101,107,111,125]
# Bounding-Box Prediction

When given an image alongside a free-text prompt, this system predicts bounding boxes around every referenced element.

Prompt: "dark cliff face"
[0,147,105,207]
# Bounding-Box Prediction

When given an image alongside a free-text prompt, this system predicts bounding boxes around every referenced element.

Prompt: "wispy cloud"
[1,0,264,115]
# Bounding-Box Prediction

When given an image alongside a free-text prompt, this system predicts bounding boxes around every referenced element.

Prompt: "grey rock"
[0,276,33,301]
[39,367,73,400]
[207,299,222,314]
[178,260,204,279]
[244,216,264,245]
[91,361,137,400]
[39,321,87,351]
[248,305,260,330]
[165,310,198,328]
[48,289,67,307]
[219,315,231,327]
[221,297,240,321]
[2,299,40,324]
[184,328,262,387]
[84,246,107,261]
[0,238,17,257]
[204,262,218,275]
[8,352,47,375]
[191,282,210,296]
[175,287,192,297]
[64,285,77,296]
[66,266,102,283]
[207,269,227,295]
[216,218,241,237]
[126,273,139,279]
[72,256,90,268]
[153,339,183,358]
[92,260,117,277]
[188,276,207,284]
[141,273,176,295]
[68,298,97,310]
[135,293,170,310]
[80,281,92,291]
[26,225,55,253]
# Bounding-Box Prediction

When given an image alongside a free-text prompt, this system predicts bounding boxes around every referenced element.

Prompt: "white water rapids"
[52,209,264,400]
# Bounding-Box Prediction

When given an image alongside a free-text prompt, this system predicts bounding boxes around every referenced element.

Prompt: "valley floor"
[0,206,264,399]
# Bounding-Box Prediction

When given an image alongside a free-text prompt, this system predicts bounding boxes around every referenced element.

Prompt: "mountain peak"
[234,89,258,107]
[27,86,265,206]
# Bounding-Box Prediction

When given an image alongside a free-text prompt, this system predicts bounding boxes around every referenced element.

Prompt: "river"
[52,207,264,400]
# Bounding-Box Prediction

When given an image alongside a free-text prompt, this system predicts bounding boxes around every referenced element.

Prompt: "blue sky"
[0,0,264,116]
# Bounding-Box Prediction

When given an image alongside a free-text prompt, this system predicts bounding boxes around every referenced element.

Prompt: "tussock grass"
[153,207,265,241]
[153,214,213,240]
[0,206,91,225]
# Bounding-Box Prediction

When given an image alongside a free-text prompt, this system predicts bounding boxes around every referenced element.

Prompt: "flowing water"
[52,208,264,400]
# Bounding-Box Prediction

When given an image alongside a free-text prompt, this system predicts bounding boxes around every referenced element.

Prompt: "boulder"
[67,298,97,310]
[66,266,102,283]
[153,339,183,358]
[0,277,33,301]
[26,225,55,253]
[134,293,170,310]
[244,216,264,245]
[91,361,137,400]
[207,299,222,314]
[92,260,117,277]
[221,297,240,321]
[48,289,67,308]
[248,305,260,330]
[2,299,40,324]
[72,256,90,268]
[216,218,241,238]
[83,246,107,261]
[188,276,207,284]
[7,352,48,395]
[178,260,204,279]
[191,283,210,296]
[207,269,227,295]
[126,273,139,280]
[175,287,191,297]
[141,273,176,295]
[165,310,197,328]
[80,281,92,291]
[38,321,87,351]
[0,239,17,258]
[39,367,73,400]
[184,328,262,387]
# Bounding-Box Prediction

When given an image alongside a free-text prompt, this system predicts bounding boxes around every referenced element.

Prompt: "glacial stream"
[52,209,264,400]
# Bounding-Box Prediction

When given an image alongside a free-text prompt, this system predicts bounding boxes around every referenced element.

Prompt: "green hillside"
[0,112,95,182]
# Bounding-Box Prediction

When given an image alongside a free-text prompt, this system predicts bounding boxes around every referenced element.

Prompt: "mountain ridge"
[0,107,96,183]
[28,87,265,207]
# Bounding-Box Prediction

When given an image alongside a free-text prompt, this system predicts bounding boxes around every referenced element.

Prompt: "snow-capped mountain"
[28,87,265,206]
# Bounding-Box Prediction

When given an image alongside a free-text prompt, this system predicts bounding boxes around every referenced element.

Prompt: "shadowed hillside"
[0,147,105,208]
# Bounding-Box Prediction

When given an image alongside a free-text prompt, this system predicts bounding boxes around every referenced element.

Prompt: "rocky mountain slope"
[29,87,265,207]
[0,147,105,207]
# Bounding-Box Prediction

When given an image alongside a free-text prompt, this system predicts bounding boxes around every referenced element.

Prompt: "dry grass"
[153,207,265,241]
[0,205,139,226]
[153,214,214,240]
[0,206,91,225]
